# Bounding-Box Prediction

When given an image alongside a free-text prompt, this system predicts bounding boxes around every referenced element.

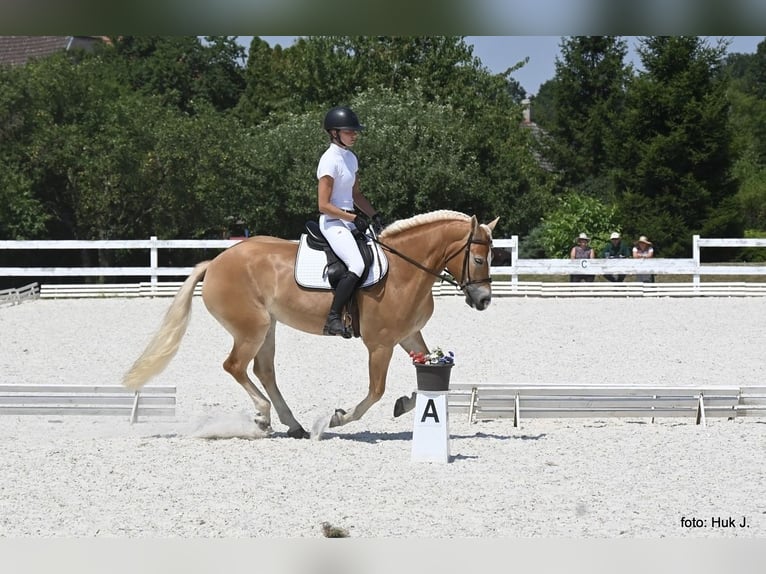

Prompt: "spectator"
[570,232,595,282]
[602,232,631,282]
[633,235,655,283]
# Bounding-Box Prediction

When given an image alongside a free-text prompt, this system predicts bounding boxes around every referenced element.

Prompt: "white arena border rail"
[448,384,766,428]
[0,282,39,306]
[0,384,176,423]
[1,235,766,298]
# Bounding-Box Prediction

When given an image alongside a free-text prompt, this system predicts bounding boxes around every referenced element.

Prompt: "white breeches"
[319,215,365,277]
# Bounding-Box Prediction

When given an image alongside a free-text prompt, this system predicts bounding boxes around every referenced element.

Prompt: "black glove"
[353,215,369,234]
[371,213,385,234]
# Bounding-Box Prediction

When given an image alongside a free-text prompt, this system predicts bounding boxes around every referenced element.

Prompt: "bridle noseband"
[445,234,493,289]
[372,230,492,292]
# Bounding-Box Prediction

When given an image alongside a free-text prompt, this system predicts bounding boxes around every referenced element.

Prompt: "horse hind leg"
[223,336,274,434]
[251,322,310,439]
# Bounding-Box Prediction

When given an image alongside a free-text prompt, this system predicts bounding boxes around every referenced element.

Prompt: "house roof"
[0,36,104,67]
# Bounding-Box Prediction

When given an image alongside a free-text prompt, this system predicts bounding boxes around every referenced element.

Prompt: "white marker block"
[411,389,450,463]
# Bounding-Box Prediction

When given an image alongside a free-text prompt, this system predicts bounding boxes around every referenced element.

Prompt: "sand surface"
[1,295,765,538]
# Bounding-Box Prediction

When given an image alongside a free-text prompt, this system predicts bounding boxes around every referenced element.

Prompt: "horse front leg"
[329,345,394,428]
[392,331,429,418]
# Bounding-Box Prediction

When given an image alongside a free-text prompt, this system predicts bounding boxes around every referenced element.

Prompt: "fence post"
[150,236,158,294]
[692,234,700,286]
[511,235,519,288]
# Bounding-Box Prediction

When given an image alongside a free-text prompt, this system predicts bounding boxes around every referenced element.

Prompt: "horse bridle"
[371,230,492,292]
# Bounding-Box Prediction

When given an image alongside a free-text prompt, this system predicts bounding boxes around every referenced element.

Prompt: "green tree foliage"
[0,66,49,239]
[0,51,253,245]
[536,192,620,257]
[726,39,766,234]
[545,36,632,192]
[614,36,742,256]
[106,36,246,113]
[237,36,526,121]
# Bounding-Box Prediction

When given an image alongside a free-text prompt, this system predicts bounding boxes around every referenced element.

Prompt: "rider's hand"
[353,215,369,234]
[371,213,385,234]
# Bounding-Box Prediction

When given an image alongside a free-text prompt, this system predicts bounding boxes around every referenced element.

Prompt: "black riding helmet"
[323,106,365,132]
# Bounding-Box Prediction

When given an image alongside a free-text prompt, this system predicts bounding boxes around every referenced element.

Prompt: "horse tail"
[122,261,211,390]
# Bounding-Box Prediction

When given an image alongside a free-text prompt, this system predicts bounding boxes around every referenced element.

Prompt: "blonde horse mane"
[380,210,471,239]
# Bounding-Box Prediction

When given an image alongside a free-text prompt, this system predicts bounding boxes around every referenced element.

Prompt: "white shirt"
[633,246,654,258]
[316,143,357,211]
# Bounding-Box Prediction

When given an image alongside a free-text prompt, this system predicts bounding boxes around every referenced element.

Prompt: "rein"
[370,231,492,291]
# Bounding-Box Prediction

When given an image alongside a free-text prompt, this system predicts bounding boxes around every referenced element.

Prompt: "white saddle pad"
[294,234,388,290]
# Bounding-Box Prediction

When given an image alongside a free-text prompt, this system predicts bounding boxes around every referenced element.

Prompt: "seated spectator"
[633,235,655,283]
[570,232,595,282]
[602,232,631,282]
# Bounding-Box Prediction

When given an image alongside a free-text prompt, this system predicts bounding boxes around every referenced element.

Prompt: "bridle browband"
[370,228,492,292]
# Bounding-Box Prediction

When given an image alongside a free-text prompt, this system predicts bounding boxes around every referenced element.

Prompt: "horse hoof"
[393,392,416,417]
[254,419,274,436]
[393,397,406,418]
[329,408,347,427]
[287,426,310,439]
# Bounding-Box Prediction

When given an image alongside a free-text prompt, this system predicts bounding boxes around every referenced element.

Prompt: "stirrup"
[323,316,351,339]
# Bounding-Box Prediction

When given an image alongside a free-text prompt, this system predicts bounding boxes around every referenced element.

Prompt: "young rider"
[316,106,383,337]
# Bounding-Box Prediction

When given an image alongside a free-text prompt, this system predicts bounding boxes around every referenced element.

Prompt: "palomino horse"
[122,210,498,438]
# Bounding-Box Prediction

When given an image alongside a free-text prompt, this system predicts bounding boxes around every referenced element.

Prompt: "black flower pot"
[414,363,453,392]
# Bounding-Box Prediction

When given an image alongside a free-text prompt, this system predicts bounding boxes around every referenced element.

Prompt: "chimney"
[521,98,531,124]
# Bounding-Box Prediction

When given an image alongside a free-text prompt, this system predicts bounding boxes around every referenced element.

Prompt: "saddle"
[294,221,389,337]
[304,220,374,288]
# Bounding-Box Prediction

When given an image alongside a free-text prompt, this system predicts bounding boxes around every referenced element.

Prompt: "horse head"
[444,215,499,311]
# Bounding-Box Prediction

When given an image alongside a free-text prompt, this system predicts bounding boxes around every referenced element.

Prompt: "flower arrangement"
[409,347,455,366]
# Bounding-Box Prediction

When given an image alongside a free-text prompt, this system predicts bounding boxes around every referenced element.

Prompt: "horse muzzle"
[464,284,491,310]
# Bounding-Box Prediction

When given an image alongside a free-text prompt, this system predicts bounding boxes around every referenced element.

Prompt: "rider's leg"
[323,270,360,337]
[319,216,366,338]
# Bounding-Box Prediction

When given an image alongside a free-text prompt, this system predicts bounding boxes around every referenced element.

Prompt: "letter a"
[420,398,440,423]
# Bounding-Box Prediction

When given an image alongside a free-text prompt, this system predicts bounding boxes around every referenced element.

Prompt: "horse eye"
[474,256,484,265]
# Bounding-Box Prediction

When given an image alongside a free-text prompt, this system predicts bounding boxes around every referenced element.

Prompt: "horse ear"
[486,217,500,231]
[470,215,479,230]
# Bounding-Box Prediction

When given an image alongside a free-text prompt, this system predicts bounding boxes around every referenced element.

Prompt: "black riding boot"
[323,271,360,338]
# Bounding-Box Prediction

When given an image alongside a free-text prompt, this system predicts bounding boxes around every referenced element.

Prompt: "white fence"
[0,282,40,306]
[0,236,239,290]
[1,235,766,298]
[447,383,766,427]
[490,236,766,284]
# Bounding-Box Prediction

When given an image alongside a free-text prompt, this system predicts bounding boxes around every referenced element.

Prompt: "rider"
[317,105,384,338]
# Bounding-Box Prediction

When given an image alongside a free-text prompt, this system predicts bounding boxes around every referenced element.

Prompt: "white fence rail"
[2,235,766,298]
[490,236,766,284]
[0,236,240,290]
[0,384,176,423]
[448,383,766,427]
[0,282,40,306]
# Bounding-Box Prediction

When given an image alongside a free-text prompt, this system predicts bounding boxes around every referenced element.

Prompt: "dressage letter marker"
[411,389,450,463]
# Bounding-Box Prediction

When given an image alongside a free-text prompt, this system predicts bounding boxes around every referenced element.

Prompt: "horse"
[122,210,498,438]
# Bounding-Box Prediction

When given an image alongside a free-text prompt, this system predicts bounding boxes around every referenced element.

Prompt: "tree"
[237,36,526,122]
[545,36,632,192]
[615,36,742,256]
[0,65,49,239]
[535,192,620,257]
[106,36,246,114]
[726,39,766,234]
